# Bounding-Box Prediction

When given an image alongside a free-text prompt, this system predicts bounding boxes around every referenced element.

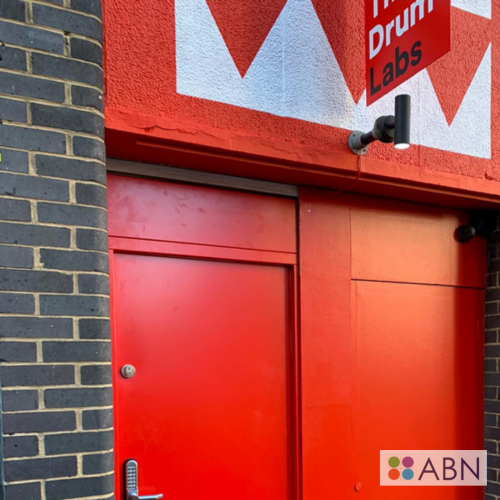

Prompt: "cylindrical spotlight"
[394,94,411,150]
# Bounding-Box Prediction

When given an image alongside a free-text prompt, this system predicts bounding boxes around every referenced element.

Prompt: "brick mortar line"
[64,82,72,106]
[0,338,42,343]
[26,94,33,124]
[3,4,102,27]
[1,437,113,445]
[69,180,77,203]
[65,131,72,155]
[30,198,38,221]
[3,376,112,382]
[0,52,103,72]
[0,170,105,185]
[73,316,80,339]
[4,436,114,448]
[0,242,108,250]
[75,407,83,427]
[70,227,77,250]
[0,168,92,180]
[60,496,114,500]
[63,33,104,49]
[34,150,106,160]
[0,249,103,254]
[1,404,113,410]
[0,84,103,103]
[0,220,110,233]
[3,355,113,359]
[2,360,113,365]
[0,291,111,299]
[2,341,112,346]
[5,451,114,463]
[34,248,43,269]
[69,450,115,457]
[24,259,110,270]
[26,99,106,119]
[37,387,45,410]
[36,338,43,361]
[39,267,111,274]
[1,385,113,391]
[40,286,109,292]
[0,147,107,165]
[26,48,33,73]
[63,33,70,58]
[4,455,114,465]
[1,120,106,141]
[0,236,107,243]
[0,41,104,65]
[27,0,104,23]
[0,85,104,105]
[77,453,83,475]
[0,312,111,318]
[2,431,113,440]
[0,178,108,189]
[2,410,112,419]
[3,361,113,367]
[0,187,107,198]
[41,477,47,500]
[34,200,108,210]
[26,0,34,24]
[1,116,105,134]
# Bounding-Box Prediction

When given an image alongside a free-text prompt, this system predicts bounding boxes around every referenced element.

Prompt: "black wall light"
[349,94,411,155]
[456,212,496,244]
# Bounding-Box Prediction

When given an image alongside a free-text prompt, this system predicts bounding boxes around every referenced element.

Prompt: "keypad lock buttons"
[125,459,163,500]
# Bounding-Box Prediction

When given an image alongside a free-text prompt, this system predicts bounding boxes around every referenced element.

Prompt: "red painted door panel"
[107,174,297,253]
[113,252,291,500]
[299,189,484,499]
[353,281,484,499]
[350,198,486,288]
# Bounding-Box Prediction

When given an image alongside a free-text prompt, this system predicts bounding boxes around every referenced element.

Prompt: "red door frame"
[298,188,355,499]
[108,174,485,500]
[109,214,302,499]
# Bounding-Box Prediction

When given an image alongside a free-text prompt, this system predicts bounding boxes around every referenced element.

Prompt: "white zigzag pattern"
[176,0,491,159]
[452,0,491,20]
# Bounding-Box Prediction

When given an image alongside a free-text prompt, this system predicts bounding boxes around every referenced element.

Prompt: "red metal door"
[299,189,485,499]
[108,175,298,500]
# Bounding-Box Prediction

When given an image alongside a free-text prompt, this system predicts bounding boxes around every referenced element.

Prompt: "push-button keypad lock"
[125,459,163,500]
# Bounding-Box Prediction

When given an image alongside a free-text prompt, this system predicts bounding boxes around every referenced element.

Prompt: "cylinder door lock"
[121,364,136,379]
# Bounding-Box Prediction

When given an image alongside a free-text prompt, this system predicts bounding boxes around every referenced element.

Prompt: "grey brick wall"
[0,1,111,499]
[486,216,500,499]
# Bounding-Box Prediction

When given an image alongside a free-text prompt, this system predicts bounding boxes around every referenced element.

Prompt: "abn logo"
[381,450,487,486]
[388,456,414,481]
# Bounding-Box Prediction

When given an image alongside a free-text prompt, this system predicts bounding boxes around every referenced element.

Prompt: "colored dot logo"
[388,456,414,480]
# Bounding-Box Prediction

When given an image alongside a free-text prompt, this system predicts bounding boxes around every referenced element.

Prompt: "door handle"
[129,496,163,500]
[125,459,164,500]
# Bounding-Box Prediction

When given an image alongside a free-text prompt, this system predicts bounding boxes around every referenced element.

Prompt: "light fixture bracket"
[348,95,411,154]
[348,131,369,156]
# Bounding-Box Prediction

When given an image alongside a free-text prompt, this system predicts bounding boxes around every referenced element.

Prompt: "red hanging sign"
[365,0,451,105]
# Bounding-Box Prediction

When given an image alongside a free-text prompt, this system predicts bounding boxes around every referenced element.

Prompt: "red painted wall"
[103,0,500,206]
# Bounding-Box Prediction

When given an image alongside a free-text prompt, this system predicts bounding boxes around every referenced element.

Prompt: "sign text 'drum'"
[365,0,451,105]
